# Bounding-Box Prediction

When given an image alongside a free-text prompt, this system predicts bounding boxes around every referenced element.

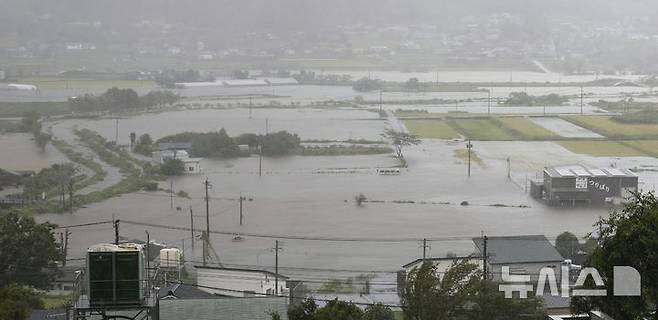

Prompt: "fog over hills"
[2,0,657,33]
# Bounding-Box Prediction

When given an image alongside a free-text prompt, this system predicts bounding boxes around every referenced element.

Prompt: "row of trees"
[503,92,569,106]
[69,88,179,113]
[158,129,301,157]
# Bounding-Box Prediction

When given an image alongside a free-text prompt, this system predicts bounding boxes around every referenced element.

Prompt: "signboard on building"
[575,177,588,189]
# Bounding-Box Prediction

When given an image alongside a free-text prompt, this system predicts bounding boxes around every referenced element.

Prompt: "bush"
[160,158,185,176]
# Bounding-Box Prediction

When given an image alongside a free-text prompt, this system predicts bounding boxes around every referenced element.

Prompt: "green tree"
[353,77,382,92]
[572,192,658,319]
[0,211,61,289]
[405,77,420,91]
[555,231,579,260]
[401,259,543,320]
[101,87,140,112]
[160,158,185,176]
[134,134,154,155]
[0,284,44,320]
[288,298,317,320]
[363,303,394,320]
[381,128,420,159]
[35,133,51,152]
[20,112,40,132]
[261,131,301,156]
[129,132,136,149]
[315,299,363,320]
[460,280,544,320]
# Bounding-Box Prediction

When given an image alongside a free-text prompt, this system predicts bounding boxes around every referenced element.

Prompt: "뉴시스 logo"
[498,265,641,298]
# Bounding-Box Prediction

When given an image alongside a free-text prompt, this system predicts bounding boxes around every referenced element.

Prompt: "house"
[48,265,82,296]
[158,282,214,299]
[158,142,192,152]
[402,256,484,280]
[531,165,638,206]
[158,296,289,320]
[472,235,565,283]
[195,266,289,297]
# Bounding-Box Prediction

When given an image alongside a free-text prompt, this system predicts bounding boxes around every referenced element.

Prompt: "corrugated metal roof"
[472,235,564,264]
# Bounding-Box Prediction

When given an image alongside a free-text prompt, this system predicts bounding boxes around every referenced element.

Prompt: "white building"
[195,266,288,297]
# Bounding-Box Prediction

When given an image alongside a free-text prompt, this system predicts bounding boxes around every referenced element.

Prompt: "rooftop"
[544,164,636,179]
[195,265,289,279]
[472,235,564,264]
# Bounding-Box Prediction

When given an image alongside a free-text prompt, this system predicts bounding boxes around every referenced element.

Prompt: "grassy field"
[454,148,485,167]
[42,296,69,309]
[621,140,658,157]
[558,141,647,157]
[567,116,658,138]
[496,117,559,139]
[404,119,461,139]
[449,118,515,140]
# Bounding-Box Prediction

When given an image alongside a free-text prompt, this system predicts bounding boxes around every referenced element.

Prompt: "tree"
[0,284,44,320]
[381,128,420,159]
[160,158,185,176]
[555,231,579,260]
[101,87,140,112]
[0,211,61,289]
[288,298,317,320]
[129,132,136,149]
[353,77,382,92]
[261,131,301,156]
[315,299,363,320]
[363,303,394,320]
[35,133,51,152]
[405,77,420,91]
[572,192,658,320]
[134,134,154,156]
[400,259,543,320]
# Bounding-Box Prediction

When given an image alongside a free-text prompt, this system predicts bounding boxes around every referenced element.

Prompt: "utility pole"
[274,240,280,295]
[487,89,491,115]
[59,228,71,267]
[258,145,263,177]
[580,86,584,115]
[422,238,429,260]
[239,193,245,226]
[466,140,473,177]
[249,96,252,119]
[68,178,74,214]
[483,235,488,280]
[265,118,269,135]
[113,219,120,245]
[145,230,150,295]
[379,89,383,114]
[170,180,174,209]
[115,118,119,144]
[506,157,511,179]
[203,178,211,266]
[190,206,195,252]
